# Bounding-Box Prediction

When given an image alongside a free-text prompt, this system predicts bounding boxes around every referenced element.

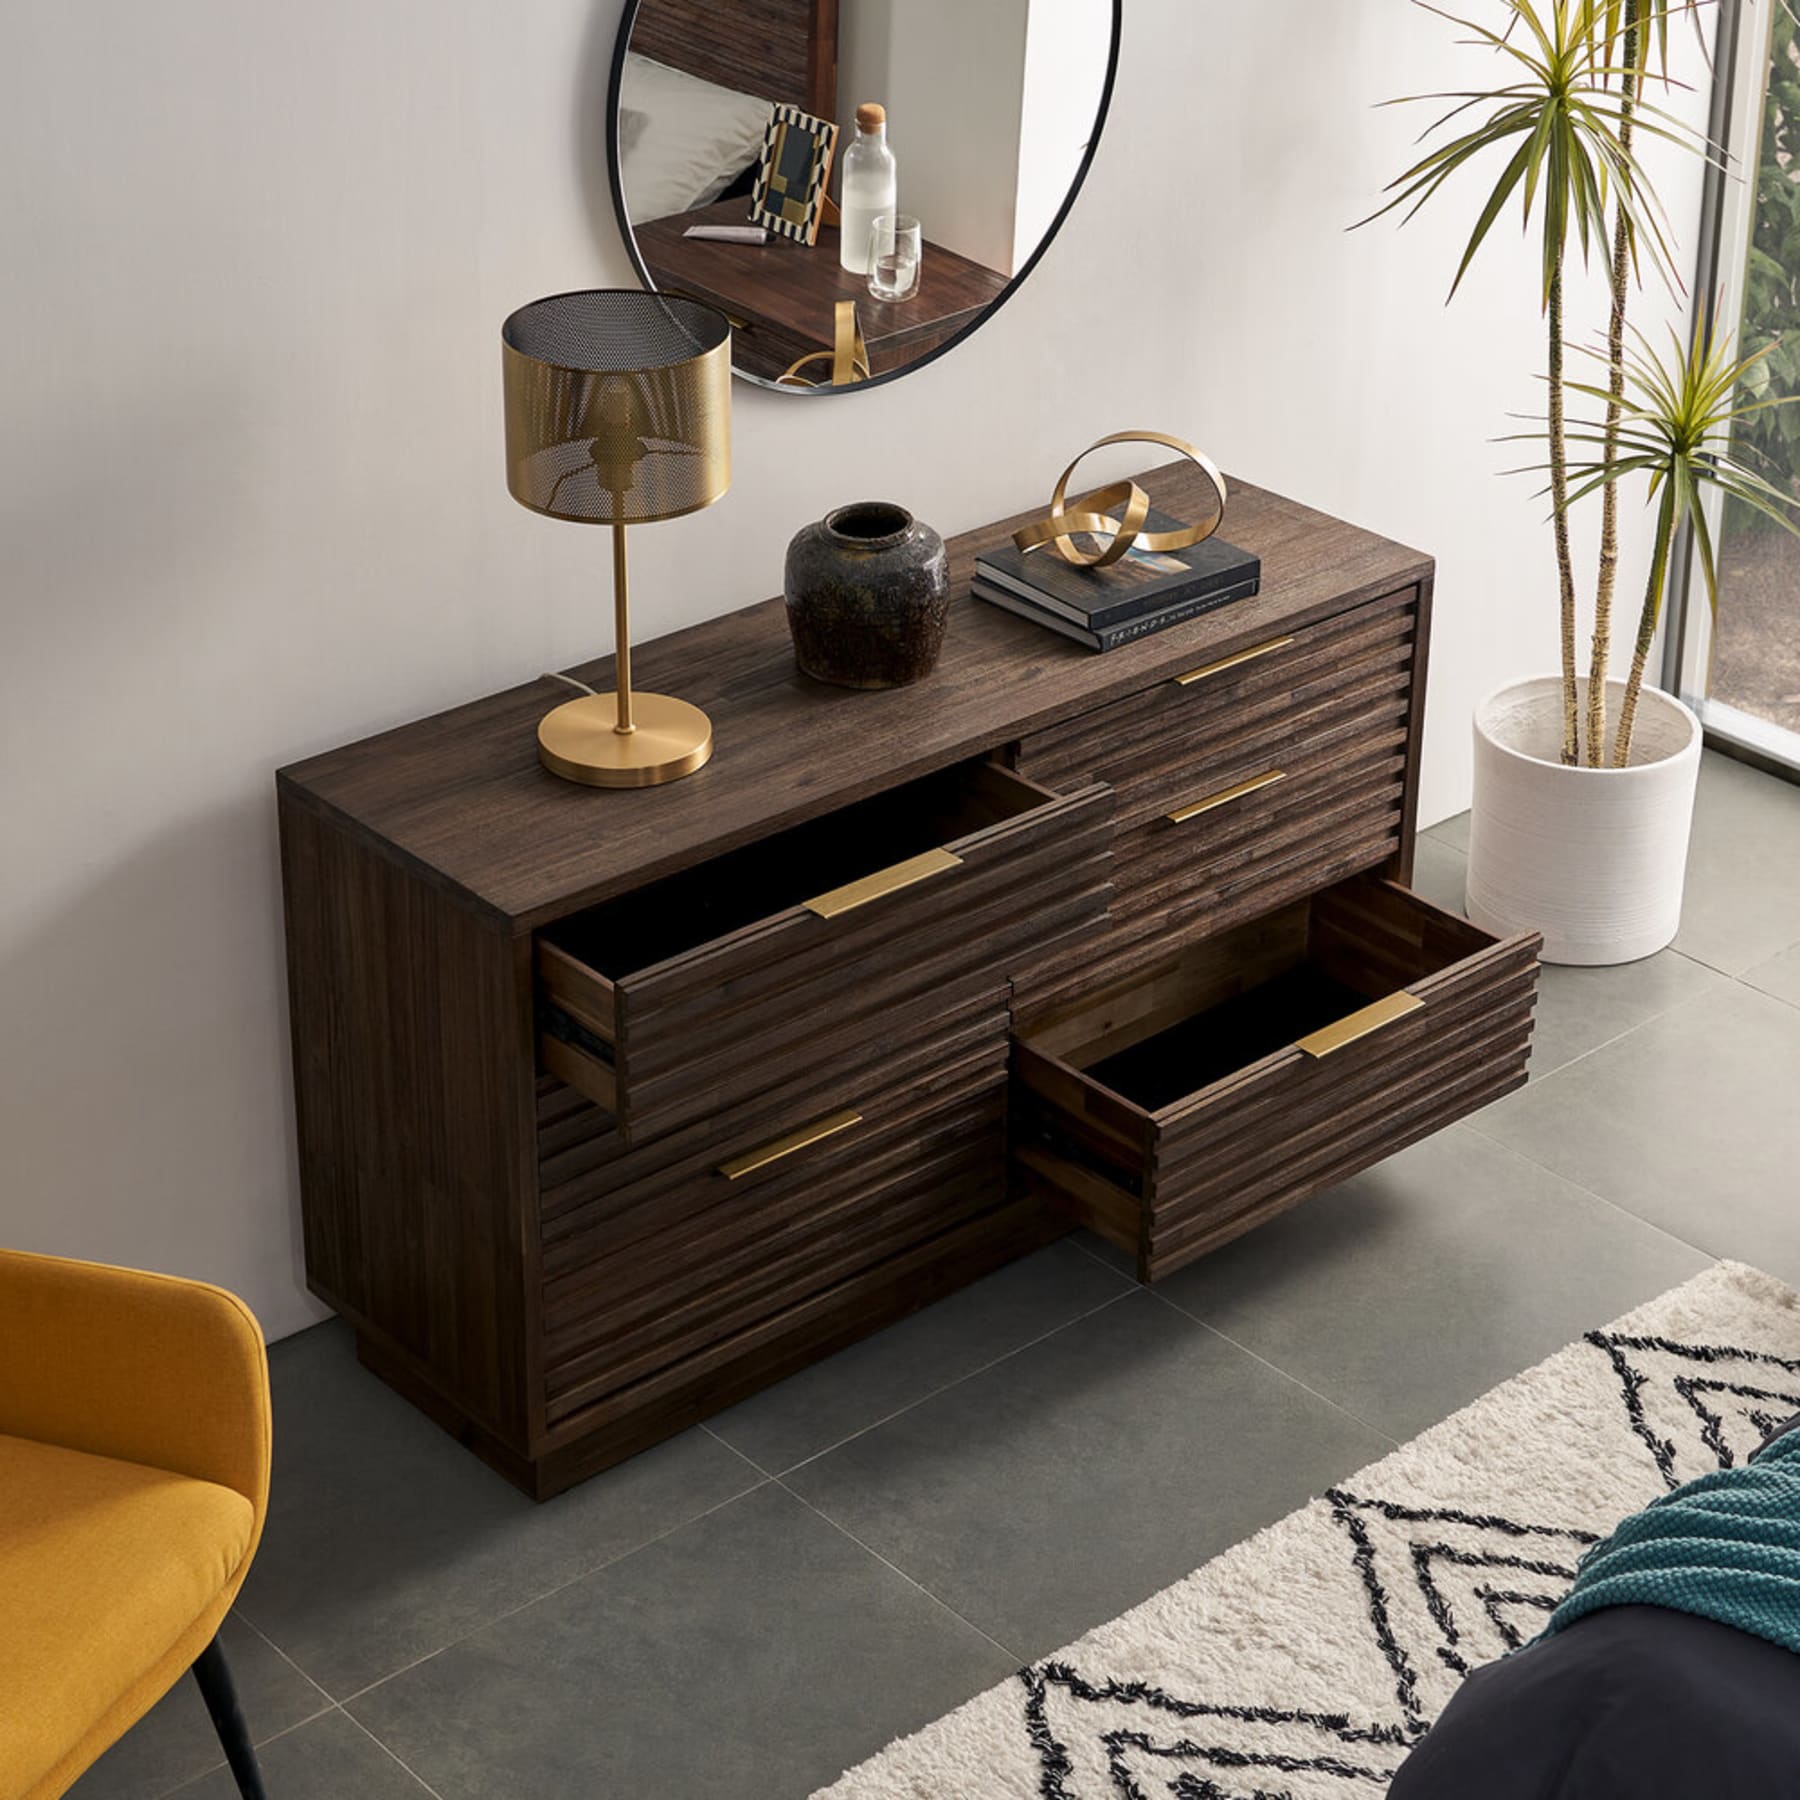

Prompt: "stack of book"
[972,508,1262,650]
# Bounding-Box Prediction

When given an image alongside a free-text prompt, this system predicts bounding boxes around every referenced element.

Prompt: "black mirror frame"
[605,0,1124,397]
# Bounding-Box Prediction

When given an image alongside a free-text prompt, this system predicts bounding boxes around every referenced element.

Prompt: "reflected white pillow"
[619,54,773,225]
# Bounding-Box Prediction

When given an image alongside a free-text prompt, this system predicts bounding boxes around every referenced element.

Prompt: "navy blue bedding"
[1387,1602,1800,1798]
[1389,1412,1800,1797]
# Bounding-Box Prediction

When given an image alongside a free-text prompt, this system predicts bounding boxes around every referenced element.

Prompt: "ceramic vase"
[784,501,950,689]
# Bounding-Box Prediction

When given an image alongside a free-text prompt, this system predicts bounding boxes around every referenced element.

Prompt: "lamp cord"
[542,671,598,697]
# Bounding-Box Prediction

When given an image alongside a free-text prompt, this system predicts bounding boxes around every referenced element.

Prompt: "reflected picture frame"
[748,103,839,246]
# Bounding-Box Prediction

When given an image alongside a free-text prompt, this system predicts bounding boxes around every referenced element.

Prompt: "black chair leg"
[191,1634,269,1800]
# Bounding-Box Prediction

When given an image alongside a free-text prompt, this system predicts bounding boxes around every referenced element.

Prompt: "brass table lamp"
[503,289,731,787]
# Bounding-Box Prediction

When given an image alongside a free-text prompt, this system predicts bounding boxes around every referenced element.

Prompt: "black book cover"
[975,508,1262,630]
[973,572,1262,651]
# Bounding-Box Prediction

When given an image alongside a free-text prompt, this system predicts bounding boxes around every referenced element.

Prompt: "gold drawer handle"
[1174,635,1294,686]
[1167,769,1286,824]
[717,1108,864,1180]
[1297,991,1425,1059]
[805,847,963,920]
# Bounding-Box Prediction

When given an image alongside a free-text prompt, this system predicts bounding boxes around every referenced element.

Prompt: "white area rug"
[814,1262,1800,1800]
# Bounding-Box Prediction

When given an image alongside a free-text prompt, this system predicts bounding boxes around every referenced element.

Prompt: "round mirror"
[607,0,1121,395]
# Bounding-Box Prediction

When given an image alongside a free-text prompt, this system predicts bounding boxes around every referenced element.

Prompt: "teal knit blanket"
[1544,1426,1800,1656]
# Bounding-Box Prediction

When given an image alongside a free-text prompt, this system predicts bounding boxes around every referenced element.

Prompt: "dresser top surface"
[636,199,1008,354]
[278,466,1430,929]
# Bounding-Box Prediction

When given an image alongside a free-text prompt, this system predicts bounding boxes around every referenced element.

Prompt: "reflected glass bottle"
[839,103,898,277]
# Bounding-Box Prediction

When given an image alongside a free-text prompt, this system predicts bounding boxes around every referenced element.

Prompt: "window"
[1671,0,1800,772]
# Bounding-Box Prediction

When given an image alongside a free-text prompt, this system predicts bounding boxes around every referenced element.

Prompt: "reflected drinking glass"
[868,214,922,302]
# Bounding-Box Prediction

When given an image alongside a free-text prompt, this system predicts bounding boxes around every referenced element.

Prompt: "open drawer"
[1011,875,1540,1281]
[538,758,1111,1144]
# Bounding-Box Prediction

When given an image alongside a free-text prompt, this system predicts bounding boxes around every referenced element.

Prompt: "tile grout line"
[716,1247,1399,1645]
[1732,938,1800,1011]
[149,1708,343,1800]
[331,1472,776,1711]
[1061,1229,1404,1447]
[706,1428,1028,1668]
[321,1267,1140,1720]
[771,1473,1028,1671]
[1141,1289,1403,1451]
[1064,1232,1131,1278]
[135,1620,337,1800]
[1462,1109,1724,1268]
[1742,975,1800,1014]
[710,1279,1140,1481]
[340,1707,453,1798]
[1520,964,1742,1089]
[699,1420,772,1474]
[1456,962,1755,1266]
[234,1611,339,1714]
[700,1419,772,1474]
[1673,942,1753,981]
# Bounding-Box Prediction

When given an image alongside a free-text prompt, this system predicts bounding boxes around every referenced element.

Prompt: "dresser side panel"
[280,791,539,1447]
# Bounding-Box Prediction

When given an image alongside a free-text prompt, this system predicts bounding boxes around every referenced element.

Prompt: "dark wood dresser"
[277,468,1540,1498]
[634,200,1007,382]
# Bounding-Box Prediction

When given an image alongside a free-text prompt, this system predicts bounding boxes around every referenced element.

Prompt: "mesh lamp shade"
[502,290,732,787]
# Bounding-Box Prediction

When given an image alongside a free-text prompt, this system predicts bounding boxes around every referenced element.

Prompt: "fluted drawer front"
[1012,590,1420,1006]
[1015,590,1418,792]
[536,758,1111,1145]
[1029,590,1404,907]
[1109,697,1409,920]
[1011,874,1540,1283]
[536,1003,1013,1429]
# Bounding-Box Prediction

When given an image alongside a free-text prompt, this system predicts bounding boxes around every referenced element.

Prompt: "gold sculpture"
[777,300,872,389]
[1013,429,1229,569]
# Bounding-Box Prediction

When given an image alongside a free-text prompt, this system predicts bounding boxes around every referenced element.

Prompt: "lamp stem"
[611,521,634,736]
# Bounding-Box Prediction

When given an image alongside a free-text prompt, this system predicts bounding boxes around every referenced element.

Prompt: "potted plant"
[1369,0,1800,962]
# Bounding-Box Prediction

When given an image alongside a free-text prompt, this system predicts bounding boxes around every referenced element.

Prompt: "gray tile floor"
[75,750,1800,1800]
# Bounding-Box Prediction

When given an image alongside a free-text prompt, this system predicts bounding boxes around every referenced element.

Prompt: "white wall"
[0,0,1713,1338]
[1015,0,1115,270]
[838,0,1030,274]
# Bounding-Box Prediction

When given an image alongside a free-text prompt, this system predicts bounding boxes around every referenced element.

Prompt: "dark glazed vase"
[784,501,951,689]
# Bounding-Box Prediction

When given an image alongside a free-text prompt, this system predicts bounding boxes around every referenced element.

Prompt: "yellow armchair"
[0,1249,272,1800]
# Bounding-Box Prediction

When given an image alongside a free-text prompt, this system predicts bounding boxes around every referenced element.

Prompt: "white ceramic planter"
[1466,675,1702,966]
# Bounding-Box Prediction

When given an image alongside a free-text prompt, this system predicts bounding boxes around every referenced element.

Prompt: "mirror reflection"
[610,0,1118,392]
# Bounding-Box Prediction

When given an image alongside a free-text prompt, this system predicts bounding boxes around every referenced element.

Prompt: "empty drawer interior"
[542,759,1049,981]
[1025,880,1495,1109]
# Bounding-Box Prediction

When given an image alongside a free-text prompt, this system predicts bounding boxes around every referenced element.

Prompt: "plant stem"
[1590,0,1643,767]
[1615,493,1675,766]
[1548,256,1582,766]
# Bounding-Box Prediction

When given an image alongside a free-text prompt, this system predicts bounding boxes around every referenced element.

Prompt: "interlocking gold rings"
[1012,430,1229,569]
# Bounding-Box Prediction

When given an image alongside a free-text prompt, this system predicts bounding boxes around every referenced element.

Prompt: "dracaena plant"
[1559,323,1800,759]
[1365,0,1712,766]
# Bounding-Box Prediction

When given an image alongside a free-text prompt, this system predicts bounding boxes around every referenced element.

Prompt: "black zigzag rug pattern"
[1020,1665,1410,1800]
[1009,1324,1800,1800]
[1322,1491,1599,1738]
[1584,1328,1800,1489]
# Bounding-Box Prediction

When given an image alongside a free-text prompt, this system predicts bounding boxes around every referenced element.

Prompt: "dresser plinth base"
[354,1205,1063,1502]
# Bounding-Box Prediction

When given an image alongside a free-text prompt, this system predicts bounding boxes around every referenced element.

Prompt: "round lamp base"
[538,692,714,788]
